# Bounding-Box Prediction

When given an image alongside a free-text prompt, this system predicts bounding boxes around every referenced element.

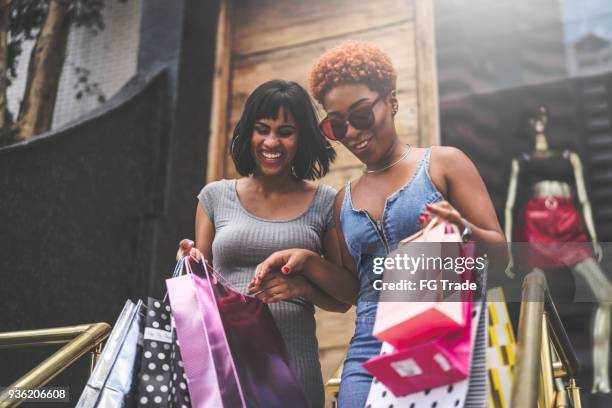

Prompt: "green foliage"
[72,65,106,103]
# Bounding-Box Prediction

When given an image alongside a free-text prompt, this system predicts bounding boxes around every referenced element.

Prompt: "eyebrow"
[255,121,296,129]
[328,98,371,116]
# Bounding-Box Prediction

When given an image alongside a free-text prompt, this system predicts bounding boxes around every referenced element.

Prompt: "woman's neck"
[367,139,408,172]
[249,171,300,193]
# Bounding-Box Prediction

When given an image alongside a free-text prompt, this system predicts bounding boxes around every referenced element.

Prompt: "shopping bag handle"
[162,257,189,303]
[196,258,245,298]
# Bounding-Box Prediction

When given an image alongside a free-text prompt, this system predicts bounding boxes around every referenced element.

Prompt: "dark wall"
[0,0,220,398]
[0,70,167,393]
[138,0,221,298]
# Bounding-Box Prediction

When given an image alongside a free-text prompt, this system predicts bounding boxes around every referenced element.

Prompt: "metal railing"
[325,361,343,407]
[511,269,582,408]
[0,323,111,407]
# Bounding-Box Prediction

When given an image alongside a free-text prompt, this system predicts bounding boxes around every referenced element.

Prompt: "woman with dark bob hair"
[178,79,359,408]
[254,42,507,407]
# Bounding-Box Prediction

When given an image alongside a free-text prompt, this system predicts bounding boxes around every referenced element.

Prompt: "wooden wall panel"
[232,0,413,56]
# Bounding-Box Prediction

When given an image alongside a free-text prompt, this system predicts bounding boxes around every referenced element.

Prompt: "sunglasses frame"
[319,96,383,141]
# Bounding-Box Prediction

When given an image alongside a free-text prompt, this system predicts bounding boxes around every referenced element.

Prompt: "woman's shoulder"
[316,182,337,200]
[429,145,471,167]
[428,146,474,175]
[198,178,235,199]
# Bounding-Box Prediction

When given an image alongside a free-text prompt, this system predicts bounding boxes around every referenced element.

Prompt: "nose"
[263,132,281,149]
[344,122,361,142]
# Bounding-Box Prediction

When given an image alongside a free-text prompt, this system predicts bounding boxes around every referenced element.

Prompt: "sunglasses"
[319,96,383,141]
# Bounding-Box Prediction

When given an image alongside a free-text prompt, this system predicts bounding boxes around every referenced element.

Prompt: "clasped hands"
[177,239,316,304]
[248,248,317,304]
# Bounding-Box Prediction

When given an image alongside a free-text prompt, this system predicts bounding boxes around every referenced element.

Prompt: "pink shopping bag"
[365,217,478,395]
[373,217,475,348]
[166,258,244,408]
[166,257,309,408]
[363,298,474,397]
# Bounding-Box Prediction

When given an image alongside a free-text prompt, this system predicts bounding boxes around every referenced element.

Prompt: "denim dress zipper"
[364,213,390,255]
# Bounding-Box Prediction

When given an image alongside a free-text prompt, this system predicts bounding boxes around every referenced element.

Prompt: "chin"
[349,143,377,163]
[259,165,288,177]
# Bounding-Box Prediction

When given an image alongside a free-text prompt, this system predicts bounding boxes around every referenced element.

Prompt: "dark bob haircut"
[230,80,336,180]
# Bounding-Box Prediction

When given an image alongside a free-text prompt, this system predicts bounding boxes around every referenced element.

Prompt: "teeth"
[353,140,369,149]
[262,151,282,159]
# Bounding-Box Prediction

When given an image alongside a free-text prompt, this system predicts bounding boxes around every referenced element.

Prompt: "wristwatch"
[461,219,472,242]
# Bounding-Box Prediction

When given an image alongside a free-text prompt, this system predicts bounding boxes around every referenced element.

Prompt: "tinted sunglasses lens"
[348,105,375,130]
[320,119,347,140]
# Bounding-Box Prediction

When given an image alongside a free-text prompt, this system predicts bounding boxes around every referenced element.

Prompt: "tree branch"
[17,0,74,139]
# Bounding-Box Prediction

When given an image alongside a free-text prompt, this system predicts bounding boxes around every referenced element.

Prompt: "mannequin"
[504,107,611,393]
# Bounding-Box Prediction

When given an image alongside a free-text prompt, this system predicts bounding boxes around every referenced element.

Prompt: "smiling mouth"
[349,137,372,150]
[260,151,284,161]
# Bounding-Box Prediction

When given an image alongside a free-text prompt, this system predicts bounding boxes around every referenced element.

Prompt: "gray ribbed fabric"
[198,179,336,408]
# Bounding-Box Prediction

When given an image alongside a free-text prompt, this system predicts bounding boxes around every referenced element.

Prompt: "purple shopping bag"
[166,258,308,408]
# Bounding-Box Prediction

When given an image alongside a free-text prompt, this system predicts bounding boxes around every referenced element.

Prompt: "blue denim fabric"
[337,148,443,408]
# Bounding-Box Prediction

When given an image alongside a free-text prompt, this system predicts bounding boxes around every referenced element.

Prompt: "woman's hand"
[176,238,203,262]
[420,201,466,230]
[250,248,317,287]
[247,271,313,304]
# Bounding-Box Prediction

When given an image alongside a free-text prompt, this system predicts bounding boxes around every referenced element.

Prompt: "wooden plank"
[232,0,413,57]
[207,0,233,182]
[231,22,417,114]
[414,0,440,147]
[315,306,355,405]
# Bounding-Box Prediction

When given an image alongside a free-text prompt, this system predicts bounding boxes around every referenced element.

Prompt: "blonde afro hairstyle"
[309,40,397,105]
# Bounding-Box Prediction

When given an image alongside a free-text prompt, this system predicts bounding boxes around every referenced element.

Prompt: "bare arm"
[428,147,508,267]
[437,147,505,243]
[176,202,215,262]
[305,282,352,312]
[249,270,351,312]
[569,151,602,261]
[503,159,520,277]
[504,159,520,242]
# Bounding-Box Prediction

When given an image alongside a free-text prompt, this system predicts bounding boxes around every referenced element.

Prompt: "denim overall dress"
[337,148,444,407]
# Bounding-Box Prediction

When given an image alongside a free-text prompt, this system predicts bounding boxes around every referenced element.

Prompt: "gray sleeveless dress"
[197,179,337,408]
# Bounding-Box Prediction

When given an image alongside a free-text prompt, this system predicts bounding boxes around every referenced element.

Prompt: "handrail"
[0,324,104,348]
[0,323,111,408]
[325,361,344,395]
[544,290,580,377]
[512,269,546,407]
[511,269,582,408]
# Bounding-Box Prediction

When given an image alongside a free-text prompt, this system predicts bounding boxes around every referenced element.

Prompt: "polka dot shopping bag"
[135,297,191,407]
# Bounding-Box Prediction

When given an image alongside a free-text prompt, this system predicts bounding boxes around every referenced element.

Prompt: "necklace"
[364,144,412,174]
